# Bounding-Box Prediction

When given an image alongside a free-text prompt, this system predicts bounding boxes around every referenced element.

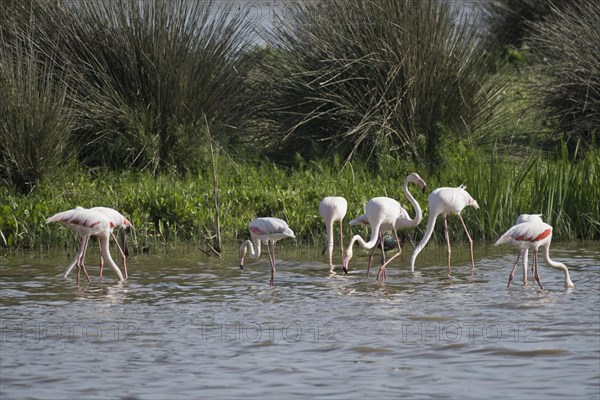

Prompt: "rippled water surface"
[1,242,599,399]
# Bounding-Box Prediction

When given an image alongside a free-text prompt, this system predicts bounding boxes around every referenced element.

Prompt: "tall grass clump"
[481,0,572,52]
[30,0,253,173]
[527,1,600,150]
[529,146,600,240]
[253,0,510,165]
[0,26,72,193]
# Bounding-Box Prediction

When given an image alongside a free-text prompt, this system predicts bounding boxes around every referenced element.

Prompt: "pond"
[1,242,599,399]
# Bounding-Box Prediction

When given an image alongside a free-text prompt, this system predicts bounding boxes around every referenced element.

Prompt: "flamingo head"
[565,278,575,289]
[407,172,427,193]
[239,246,247,270]
[341,247,353,274]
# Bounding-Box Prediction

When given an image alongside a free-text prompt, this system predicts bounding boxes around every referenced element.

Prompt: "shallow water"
[1,242,599,399]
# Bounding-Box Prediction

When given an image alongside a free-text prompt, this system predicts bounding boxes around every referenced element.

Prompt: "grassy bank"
[2,146,598,252]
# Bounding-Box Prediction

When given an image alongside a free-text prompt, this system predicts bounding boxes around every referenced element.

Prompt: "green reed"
[2,146,597,252]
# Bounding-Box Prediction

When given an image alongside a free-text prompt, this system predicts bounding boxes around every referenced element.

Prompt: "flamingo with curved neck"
[496,220,574,289]
[343,172,426,278]
[239,217,295,286]
[320,196,348,273]
[409,185,479,274]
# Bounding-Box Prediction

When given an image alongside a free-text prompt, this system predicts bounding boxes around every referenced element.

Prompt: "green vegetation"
[1,0,599,251]
[2,146,598,251]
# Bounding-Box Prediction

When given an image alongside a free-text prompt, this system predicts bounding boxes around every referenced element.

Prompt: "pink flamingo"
[496,220,574,289]
[91,207,130,279]
[342,172,426,278]
[239,217,295,286]
[513,214,544,286]
[46,208,125,283]
[319,196,348,273]
[63,206,131,279]
[409,185,479,274]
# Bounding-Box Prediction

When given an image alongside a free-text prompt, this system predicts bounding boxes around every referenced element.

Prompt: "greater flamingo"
[239,217,295,286]
[342,172,426,278]
[319,196,348,273]
[496,220,574,289]
[46,208,125,283]
[63,206,131,279]
[512,214,544,286]
[409,185,479,274]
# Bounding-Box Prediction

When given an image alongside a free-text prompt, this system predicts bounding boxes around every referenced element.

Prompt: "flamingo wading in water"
[496,220,574,289]
[319,196,348,273]
[409,185,479,274]
[62,206,131,279]
[342,172,426,278]
[46,208,125,283]
[239,217,295,286]
[512,214,544,286]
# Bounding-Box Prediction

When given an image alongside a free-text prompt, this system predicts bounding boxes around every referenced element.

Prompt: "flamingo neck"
[541,245,574,288]
[99,234,125,281]
[409,211,439,271]
[345,228,380,261]
[240,237,261,261]
[402,178,423,227]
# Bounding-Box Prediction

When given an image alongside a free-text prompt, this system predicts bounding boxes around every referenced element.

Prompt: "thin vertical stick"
[205,114,222,256]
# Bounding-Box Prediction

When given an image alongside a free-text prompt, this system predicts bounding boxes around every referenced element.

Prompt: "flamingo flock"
[45,173,574,289]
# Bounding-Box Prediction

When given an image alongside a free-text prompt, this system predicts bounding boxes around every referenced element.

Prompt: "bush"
[527,1,600,150]
[22,0,254,173]
[253,0,508,166]
[481,0,573,52]
[0,25,72,192]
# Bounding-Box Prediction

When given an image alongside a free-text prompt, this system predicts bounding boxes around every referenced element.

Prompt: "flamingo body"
[46,208,125,282]
[239,217,295,286]
[319,196,348,273]
[496,220,574,289]
[409,185,479,274]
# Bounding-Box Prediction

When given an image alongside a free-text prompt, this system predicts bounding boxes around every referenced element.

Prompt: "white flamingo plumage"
[46,208,125,283]
[239,217,295,286]
[342,172,426,278]
[319,196,348,273]
[513,214,544,286]
[409,185,479,274]
[496,219,574,289]
[62,206,131,279]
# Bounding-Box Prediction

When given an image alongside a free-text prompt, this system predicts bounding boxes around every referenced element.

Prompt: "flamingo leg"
[76,236,91,284]
[337,220,344,274]
[522,249,529,286]
[111,231,128,279]
[366,233,384,278]
[533,249,544,290]
[507,251,521,288]
[443,216,452,275]
[376,233,387,279]
[98,237,104,278]
[366,249,374,277]
[458,214,475,271]
[268,241,276,286]
[377,250,402,277]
